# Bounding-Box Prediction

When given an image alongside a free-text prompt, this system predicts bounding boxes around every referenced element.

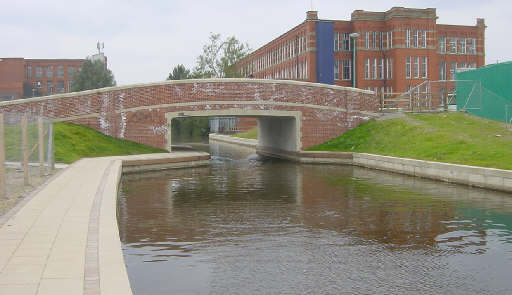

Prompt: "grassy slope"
[54,123,166,163]
[308,112,512,170]
[232,127,258,140]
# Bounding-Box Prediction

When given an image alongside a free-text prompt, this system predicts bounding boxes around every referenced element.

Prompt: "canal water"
[118,142,512,294]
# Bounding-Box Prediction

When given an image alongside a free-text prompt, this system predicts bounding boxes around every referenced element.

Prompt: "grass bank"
[232,127,258,140]
[307,112,512,170]
[54,123,166,163]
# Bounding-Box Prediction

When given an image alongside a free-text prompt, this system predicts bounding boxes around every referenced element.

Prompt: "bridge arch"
[0,78,378,152]
[167,109,301,152]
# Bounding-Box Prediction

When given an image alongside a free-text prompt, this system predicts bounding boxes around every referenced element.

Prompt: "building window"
[458,62,466,69]
[373,58,377,80]
[386,58,393,80]
[421,30,427,48]
[334,59,340,80]
[36,67,42,78]
[365,32,370,49]
[372,32,377,49]
[378,59,384,80]
[421,57,428,78]
[365,58,370,79]
[57,81,65,93]
[342,59,351,80]
[450,62,456,80]
[468,38,476,54]
[405,29,411,48]
[334,33,339,52]
[439,62,446,80]
[413,30,419,47]
[57,66,64,78]
[459,38,466,54]
[449,38,457,54]
[406,56,411,78]
[390,31,393,48]
[469,62,476,68]
[46,66,53,78]
[341,33,351,51]
[439,37,446,53]
[26,66,32,79]
[68,66,75,78]
[47,81,54,94]
[413,56,420,78]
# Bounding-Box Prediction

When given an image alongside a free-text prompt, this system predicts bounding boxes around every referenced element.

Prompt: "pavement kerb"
[0,152,210,295]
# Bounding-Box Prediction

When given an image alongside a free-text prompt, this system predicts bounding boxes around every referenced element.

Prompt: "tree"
[192,33,251,78]
[167,64,191,80]
[71,59,116,92]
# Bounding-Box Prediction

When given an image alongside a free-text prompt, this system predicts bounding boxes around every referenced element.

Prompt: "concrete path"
[0,152,210,295]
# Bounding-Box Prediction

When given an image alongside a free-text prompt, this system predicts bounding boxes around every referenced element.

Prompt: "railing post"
[38,117,44,176]
[22,115,29,186]
[0,113,5,198]
[47,122,54,172]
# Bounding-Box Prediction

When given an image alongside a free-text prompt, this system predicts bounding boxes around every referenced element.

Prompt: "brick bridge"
[0,79,378,152]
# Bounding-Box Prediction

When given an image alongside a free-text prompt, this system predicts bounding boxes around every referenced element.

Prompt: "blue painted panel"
[315,21,334,85]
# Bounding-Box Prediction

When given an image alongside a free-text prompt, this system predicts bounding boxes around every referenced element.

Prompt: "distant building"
[235,7,486,95]
[0,53,107,101]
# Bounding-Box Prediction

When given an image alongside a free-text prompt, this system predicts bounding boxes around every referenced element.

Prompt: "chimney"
[306,11,318,20]
[477,18,486,28]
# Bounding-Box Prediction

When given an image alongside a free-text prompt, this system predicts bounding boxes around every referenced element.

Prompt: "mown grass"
[308,112,512,170]
[232,127,258,140]
[54,123,167,163]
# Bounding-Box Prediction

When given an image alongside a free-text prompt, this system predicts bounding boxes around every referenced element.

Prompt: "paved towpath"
[0,152,210,295]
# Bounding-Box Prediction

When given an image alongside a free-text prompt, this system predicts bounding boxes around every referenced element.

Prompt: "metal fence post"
[0,113,5,198]
[38,117,44,176]
[22,115,29,186]
[47,122,55,172]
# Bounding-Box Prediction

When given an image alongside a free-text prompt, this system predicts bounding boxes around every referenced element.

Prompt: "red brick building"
[235,7,486,95]
[0,54,107,101]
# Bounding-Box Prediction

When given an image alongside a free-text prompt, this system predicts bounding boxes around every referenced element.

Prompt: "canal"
[118,141,512,294]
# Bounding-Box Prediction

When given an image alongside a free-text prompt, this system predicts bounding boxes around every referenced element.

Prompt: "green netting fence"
[456,62,512,123]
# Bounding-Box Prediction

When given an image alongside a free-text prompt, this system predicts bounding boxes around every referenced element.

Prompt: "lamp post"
[349,33,360,88]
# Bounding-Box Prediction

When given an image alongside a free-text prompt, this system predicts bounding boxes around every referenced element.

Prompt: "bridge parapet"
[0,79,378,151]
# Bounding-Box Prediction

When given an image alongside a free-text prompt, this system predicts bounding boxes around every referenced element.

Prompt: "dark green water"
[118,142,512,294]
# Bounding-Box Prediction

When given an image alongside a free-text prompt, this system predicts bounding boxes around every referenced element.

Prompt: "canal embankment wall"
[209,134,512,193]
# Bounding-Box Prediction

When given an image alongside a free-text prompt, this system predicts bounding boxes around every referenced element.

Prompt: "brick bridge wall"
[0,79,378,150]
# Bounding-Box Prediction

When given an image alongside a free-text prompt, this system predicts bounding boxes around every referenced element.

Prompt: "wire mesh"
[0,112,55,215]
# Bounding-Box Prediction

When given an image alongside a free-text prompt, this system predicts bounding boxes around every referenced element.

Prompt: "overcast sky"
[2,0,510,85]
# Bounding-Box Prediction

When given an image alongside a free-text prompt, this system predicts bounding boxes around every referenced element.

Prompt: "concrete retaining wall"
[299,151,512,193]
[208,133,258,148]
[352,153,512,193]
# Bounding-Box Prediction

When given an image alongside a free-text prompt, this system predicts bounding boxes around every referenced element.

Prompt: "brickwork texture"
[0,79,378,150]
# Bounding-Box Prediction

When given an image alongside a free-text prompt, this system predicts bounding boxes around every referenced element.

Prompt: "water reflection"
[119,141,512,294]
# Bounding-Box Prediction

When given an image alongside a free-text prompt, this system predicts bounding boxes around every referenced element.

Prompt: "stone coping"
[0,78,373,107]
[0,151,210,295]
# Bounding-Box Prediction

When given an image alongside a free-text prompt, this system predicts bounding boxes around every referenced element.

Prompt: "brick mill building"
[0,53,107,101]
[235,7,486,95]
